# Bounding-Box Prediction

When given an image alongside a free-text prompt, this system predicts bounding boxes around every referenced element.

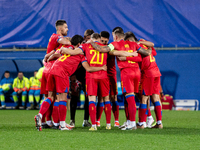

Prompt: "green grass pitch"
[0,110,199,149]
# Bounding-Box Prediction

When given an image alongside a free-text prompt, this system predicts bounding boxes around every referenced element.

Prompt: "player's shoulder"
[64,45,74,49]
[51,33,62,40]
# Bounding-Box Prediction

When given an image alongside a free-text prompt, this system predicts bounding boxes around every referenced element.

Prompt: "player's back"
[80,42,108,79]
[111,40,140,70]
[139,44,161,77]
[50,45,85,78]
[46,33,62,54]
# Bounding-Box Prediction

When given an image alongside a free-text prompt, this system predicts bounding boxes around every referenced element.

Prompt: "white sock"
[39,113,42,119]
[115,121,119,123]
[147,116,153,119]
[46,121,52,126]
[92,124,96,128]
[60,121,65,127]
[130,121,136,127]
[41,122,46,125]
[53,122,59,126]
[157,120,162,125]
[127,120,130,125]
[107,123,111,126]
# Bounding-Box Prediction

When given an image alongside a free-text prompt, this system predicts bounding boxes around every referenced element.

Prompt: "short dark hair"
[124,31,138,42]
[112,27,123,33]
[113,29,124,38]
[100,31,110,39]
[55,20,67,27]
[34,70,38,73]
[84,29,94,37]
[18,71,23,74]
[71,35,84,46]
[4,71,10,74]
[91,33,101,40]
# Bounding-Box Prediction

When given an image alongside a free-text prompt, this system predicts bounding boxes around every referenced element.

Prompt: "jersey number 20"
[90,50,104,65]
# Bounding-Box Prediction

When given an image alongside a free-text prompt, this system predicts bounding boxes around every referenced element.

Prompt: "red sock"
[139,104,147,122]
[112,101,119,122]
[45,103,53,121]
[125,95,136,121]
[97,102,104,122]
[89,101,96,125]
[42,113,46,123]
[59,101,67,121]
[147,108,152,117]
[104,102,111,124]
[124,104,129,120]
[52,102,60,124]
[154,101,162,121]
[39,97,52,116]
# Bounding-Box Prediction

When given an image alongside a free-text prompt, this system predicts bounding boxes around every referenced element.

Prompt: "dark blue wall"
[0,50,199,110]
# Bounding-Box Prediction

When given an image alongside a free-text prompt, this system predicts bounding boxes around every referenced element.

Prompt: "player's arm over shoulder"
[82,61,107,72]
[60,47,84,55]
[58,37,71,45]
[138,39,154,47]
[89,41,111,53]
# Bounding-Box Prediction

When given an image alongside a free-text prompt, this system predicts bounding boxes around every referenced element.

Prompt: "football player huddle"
[34,20,162,131]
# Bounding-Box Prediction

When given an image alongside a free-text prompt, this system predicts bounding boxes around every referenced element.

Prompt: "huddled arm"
[60,47,84,55]
[82,61,107,72]
[90,41,111,53]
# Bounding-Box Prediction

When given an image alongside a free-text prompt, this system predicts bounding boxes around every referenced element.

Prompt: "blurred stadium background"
[0,0,199,110]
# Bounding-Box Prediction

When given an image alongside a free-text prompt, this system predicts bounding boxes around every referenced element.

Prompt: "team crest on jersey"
[125,44,129,48]
[89,45,92,48]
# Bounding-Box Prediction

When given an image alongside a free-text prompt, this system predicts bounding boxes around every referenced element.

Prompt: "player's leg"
[51,98,60,129]
[35,74,56,131]
[109,76,119,127]
[70,94,78,127]
[121,68,139,130]
[96,96,104,127]
[139,75,155,128]
[88,96,97,130]
[82,95,91,127]
[110,95,119,127]
[146,97,154,128]
[37,72,49,127]
[87,78,98,130]
[99,78,111,129]
[123,93,137,130]
[103,95,111,129]
[58,93,69,130]
[137,94,149,129]
[40,94,47,127]
[55,75,72,130]
[151,77,162,128]
[151,94,162,128]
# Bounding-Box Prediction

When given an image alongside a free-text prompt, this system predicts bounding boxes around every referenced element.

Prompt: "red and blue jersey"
[49,45,86,78]
[46,33,63,54]
[108,40,142,70]
[79,42,108,79]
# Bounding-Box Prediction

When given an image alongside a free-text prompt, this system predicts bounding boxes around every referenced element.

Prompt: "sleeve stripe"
[81,60,87,63]
[137,47,141,52]
[79,47,84,53]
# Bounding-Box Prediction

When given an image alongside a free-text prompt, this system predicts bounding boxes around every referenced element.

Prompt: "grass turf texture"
[0,110,199,150]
